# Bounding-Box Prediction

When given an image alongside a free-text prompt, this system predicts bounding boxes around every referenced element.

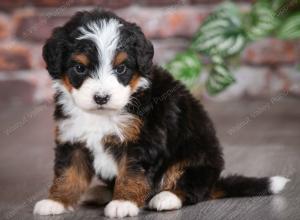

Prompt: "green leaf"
[245,1,280,40]
[165,50,202,87]
[206,63,235,95]
[272,0,290,15]
[211,54,224,65]
[277,12,300,39]
[191,2,247,57]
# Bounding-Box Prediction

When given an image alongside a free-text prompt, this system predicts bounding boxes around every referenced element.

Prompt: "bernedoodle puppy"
[33,9,290,218]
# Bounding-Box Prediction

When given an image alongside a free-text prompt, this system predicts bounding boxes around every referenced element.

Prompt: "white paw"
[104,200,139,218]
[33,199,73,215]
[148,191,182,211]
[269,176,290,194]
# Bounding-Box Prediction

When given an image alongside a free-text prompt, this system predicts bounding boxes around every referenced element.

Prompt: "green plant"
[165,0,300,95]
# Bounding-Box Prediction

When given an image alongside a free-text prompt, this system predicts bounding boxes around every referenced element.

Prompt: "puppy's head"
[44,10,153,112]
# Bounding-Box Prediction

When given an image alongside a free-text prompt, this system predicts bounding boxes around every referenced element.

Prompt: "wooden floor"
[1,96,299,220]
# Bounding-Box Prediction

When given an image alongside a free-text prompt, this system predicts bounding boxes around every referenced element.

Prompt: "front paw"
[33,199,73,215]
[104,200,139,218]
[148,191,182,211]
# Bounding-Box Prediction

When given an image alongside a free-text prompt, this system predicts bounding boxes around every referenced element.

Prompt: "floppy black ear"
[130,25,154,76]
[42,27,70,79]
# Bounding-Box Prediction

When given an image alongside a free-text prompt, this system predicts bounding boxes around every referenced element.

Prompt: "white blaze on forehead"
[75,19,131,111]
[77,19,122,77]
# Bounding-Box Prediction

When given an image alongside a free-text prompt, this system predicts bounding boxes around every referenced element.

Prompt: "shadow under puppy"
[33,9,290,218]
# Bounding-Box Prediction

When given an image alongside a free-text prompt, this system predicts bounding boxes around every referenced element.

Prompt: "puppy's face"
[43,11,153,112]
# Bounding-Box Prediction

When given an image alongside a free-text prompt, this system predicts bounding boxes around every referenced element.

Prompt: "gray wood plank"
[1,97,299,220]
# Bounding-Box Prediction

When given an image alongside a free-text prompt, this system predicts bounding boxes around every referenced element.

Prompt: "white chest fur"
[57,108,132,180]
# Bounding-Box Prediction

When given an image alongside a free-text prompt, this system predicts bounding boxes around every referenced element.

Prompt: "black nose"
[93,94,110,105]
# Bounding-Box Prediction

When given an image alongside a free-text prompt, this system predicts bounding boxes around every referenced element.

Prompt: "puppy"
[33,10,290,218]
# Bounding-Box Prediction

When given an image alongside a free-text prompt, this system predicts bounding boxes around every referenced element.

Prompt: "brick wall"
[0,0,299,104]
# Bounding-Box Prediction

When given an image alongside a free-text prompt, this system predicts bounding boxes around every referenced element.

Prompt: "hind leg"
[149,165,220,211]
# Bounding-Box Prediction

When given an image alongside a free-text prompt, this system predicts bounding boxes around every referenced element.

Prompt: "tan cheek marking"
[129,73,141,91]
[113,51,128,66]
[63,75,72,92]
[72,53,89,65]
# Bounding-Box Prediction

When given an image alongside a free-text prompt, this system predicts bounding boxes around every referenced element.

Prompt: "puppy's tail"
[210,175,290,199]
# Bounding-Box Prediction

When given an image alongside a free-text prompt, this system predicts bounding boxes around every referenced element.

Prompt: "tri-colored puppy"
[33,9,290,218]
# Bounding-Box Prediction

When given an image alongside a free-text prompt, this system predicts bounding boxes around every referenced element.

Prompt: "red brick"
[141,0,188,6]
[242,38,300,65]
[0,14,10,39]
[118,7,210,39]
[0,44,32,71]
[32,0,79,7]
[190,0,222,4]
[14,11,70,42]
[32,0,132,8]
[0,0,30,10]
[15,6,210,41]
[101,0,132,9]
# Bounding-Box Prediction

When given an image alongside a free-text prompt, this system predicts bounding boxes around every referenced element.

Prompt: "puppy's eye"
[115,64,127,75]
[74,64,86,74]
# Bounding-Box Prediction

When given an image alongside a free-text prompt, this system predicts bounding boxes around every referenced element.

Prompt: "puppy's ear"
[130,24,154,75]
[43,27,70,79]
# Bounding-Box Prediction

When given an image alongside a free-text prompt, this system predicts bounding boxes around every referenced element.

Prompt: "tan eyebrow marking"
[72,53,89,65]
[113,52,128,66]
[129,73,140,91]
